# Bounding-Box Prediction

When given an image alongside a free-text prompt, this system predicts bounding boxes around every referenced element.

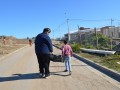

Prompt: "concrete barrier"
[80,48,116,55]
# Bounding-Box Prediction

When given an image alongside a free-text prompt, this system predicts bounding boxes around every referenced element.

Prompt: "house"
[100,26,120,38]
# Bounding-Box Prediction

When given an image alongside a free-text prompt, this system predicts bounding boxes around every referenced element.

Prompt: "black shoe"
[40,73,45,78]
[63,70,68,72]
[45,73,50,78]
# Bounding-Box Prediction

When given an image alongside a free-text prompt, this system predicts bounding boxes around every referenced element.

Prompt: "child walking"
[62,40,73,75]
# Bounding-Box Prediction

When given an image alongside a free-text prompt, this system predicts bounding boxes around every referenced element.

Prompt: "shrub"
[71,43,81,52]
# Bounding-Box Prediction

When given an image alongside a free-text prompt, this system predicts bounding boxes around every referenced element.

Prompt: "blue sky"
[0,0,120,39]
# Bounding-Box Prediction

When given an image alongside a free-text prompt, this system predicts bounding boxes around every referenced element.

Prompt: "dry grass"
[0,38,28,58]
[0,44,27,55]
[79,52,120,73]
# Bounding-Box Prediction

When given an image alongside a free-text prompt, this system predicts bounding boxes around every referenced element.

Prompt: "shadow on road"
[50,64,88,67]
[0,71,71,82]
[0,65,88,82]
[50,71,70,77]
[0,73,42,82]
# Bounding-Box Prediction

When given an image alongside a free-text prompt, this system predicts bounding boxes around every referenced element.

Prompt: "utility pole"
[111,18,114,27]
[94,27,98,49]
[78,25,81,44]
[53,30,54,40]
[110,18,114,50]
[118,23,120,33]
[67,19,70,43]
[58,25,61,40]
[110,38,113,50]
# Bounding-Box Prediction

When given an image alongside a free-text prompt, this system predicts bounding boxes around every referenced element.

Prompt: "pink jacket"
[62,44,72,57]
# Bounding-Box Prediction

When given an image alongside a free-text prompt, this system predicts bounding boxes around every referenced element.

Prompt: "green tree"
[84,33,110,49]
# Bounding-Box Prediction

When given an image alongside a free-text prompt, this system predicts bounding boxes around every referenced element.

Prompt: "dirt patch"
[0,36,29,58]
[0,44,27,58]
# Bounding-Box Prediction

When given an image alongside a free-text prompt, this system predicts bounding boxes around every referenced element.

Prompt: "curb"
[53,45,120,82]
[73,54,120,82]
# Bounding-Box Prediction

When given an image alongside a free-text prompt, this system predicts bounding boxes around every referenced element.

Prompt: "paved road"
[0,45,120,90]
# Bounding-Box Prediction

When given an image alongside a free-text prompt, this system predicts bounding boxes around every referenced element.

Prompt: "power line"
[55,18,120,31]
[53,20,67,39]
[68,19,111,22]
[54,18,120,39]
[54,20,66,31]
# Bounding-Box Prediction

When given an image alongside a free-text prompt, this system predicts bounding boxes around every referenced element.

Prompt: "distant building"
[100,26,120,38]
[64,31,79,42]
[64,27,101,43]
[100,26,120,45]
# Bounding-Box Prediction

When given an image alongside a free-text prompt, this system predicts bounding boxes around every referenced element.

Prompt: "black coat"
[35,33,53,54]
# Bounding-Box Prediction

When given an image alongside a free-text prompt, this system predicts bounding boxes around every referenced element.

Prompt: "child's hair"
[63,40,68,44]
